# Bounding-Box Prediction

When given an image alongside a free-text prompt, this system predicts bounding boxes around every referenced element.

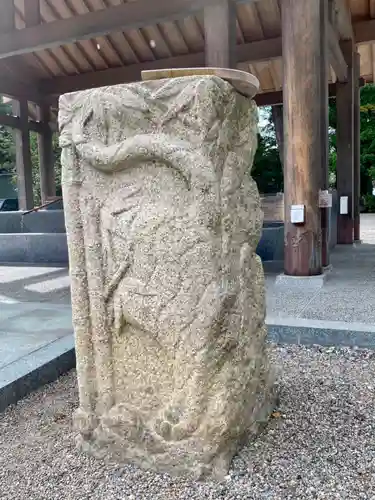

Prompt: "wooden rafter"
[40,37,282,95]
[0,0,372,63]
[39,28,351,96]
[0,0,260,60]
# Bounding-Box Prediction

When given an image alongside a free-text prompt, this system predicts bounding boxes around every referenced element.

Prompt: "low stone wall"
[0,192,338,266]
[256,222,284,272]
[0,233,68,264]
[0,210,66,234]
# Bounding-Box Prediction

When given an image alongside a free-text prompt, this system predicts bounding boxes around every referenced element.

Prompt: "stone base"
[74,380,278,480]
[275,272,328,289]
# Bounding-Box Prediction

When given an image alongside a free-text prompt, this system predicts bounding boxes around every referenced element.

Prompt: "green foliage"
[251,84,375,205]
[329,83,375,210]
[252,109,283,194]
[0,97,61,205]
[0,101,16,173]
[362,193,375,213]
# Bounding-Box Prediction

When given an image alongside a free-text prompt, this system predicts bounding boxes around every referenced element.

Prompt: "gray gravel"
[1,343,375,499]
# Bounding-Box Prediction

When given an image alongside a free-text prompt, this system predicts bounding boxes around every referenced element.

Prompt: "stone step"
[267,316,375,350]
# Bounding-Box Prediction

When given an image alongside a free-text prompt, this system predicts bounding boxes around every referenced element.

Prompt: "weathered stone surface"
[59,75,273,479]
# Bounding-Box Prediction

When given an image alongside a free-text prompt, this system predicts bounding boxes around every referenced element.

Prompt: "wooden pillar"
[204,0,236,68]
[12,99,34,210]
[321,44,330,267]
[353,52,361,241]
[336,42,354,244]
[281,0,328,276]
[37,104,55,204]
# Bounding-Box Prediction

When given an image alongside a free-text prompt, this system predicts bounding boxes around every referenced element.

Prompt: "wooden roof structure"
[0,0,374,108]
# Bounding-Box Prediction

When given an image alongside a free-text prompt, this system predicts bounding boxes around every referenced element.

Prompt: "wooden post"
[321,43,330,267]
[282,0,328,276]
[12,99,34,210]
[37,104,55,204]
[204,0,236,68]
[353,51,361,241]
[336,42,354,244]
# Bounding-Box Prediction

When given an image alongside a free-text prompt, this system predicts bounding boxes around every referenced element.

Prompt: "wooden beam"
[204,0,236,68]
[254,82,348,106]
[24,0,41,27]
[12,99,34,210]
[0,0,259,60]
[0,75,48,104]
[40,37,283,95]
[354,19,375,45]
[282,0,328,276]
[0,113,44,133]
[328,23,348,81]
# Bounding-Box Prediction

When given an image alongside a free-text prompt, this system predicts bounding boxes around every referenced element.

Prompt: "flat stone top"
[141,67,259,98]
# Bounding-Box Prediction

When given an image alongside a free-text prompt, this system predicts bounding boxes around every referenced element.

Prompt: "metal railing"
[22,197,63,216]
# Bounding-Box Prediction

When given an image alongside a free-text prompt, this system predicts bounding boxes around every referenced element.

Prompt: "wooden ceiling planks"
[0,0,373,99]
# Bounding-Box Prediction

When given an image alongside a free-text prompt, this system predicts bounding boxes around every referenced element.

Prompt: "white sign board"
[291,204,305,224]
[340,196,349,215]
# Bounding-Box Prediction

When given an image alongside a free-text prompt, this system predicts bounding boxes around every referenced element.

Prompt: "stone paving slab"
[0,265,73,411]
[266,244,375,324]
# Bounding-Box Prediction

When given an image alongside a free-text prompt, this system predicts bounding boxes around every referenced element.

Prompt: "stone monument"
[59,69,273,479]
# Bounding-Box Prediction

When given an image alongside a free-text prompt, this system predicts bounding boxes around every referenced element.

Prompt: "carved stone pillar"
[59,70,274,479]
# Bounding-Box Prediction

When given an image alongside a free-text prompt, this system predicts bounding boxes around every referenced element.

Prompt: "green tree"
[252,107,283,194]
[328,83,375,210]
[0,100,16,173]
[0,96,62,205]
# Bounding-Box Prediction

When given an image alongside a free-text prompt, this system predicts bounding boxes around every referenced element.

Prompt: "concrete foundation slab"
[275,272,328,289]
[267,316,375,350]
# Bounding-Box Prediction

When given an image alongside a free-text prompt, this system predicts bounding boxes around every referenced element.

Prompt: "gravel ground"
[1,343,375,500]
